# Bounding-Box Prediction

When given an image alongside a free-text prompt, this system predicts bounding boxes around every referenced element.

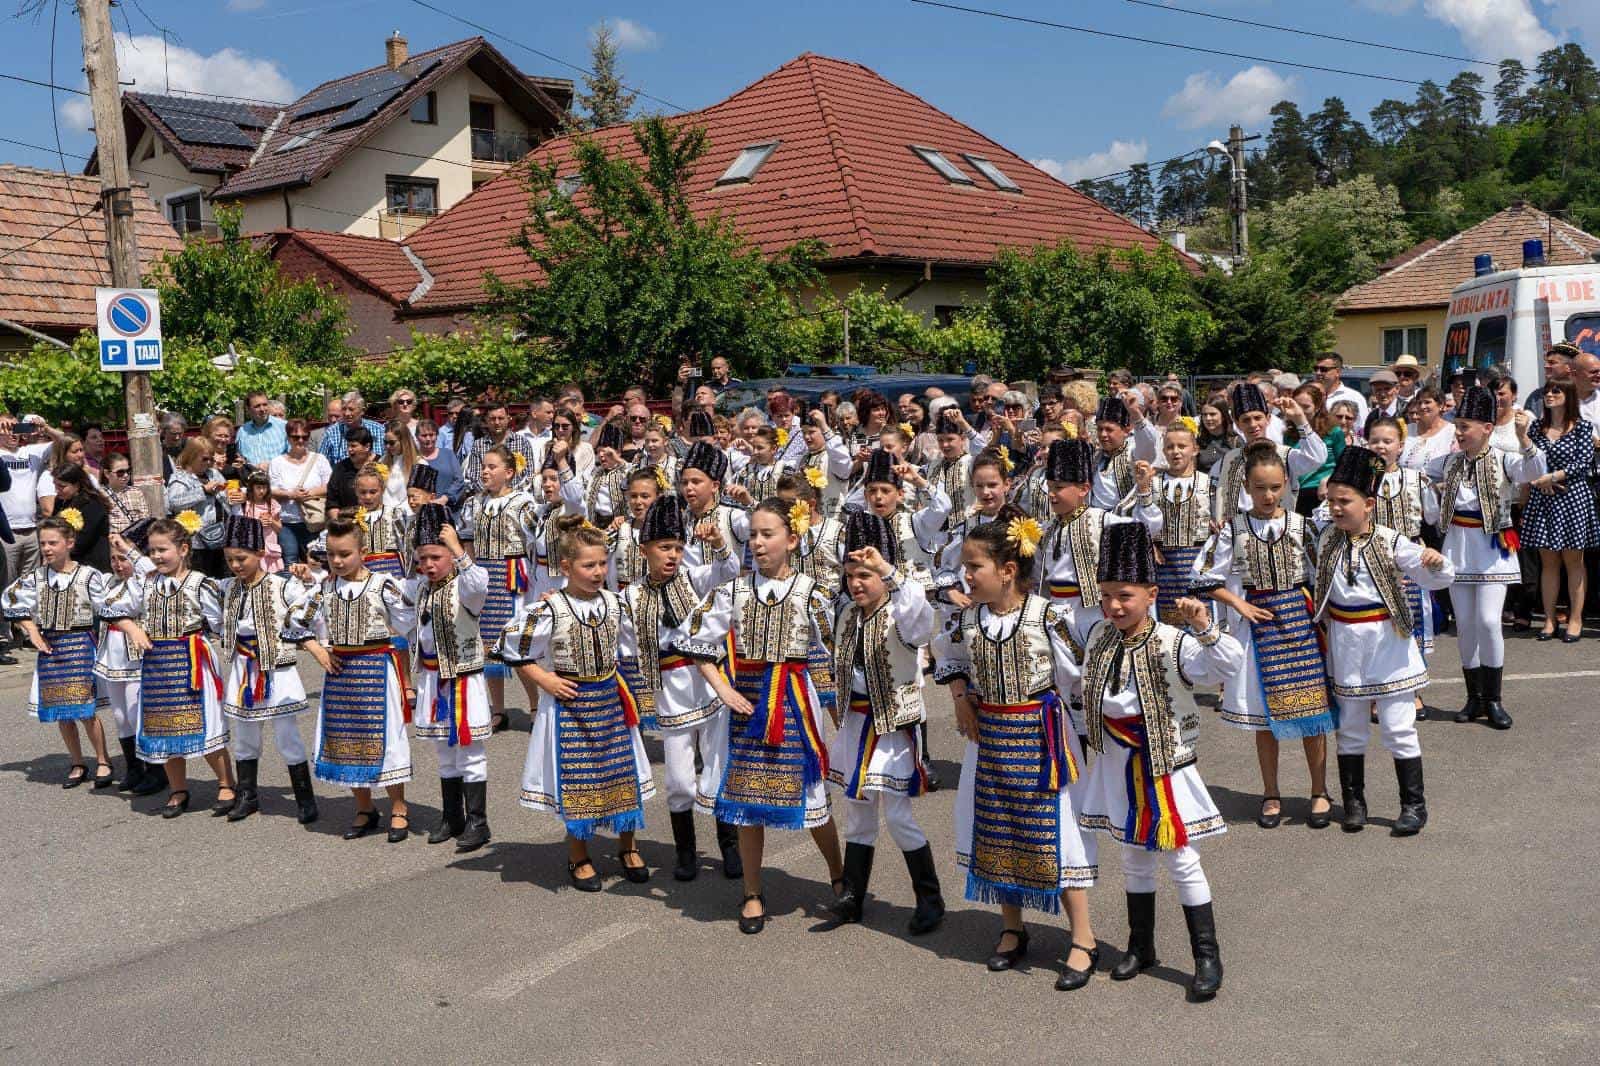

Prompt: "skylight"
[555,175,583,198]
[716,141,779,185]
[273,130,321,154]
[964,154,1022,192]
[911,146,974,185]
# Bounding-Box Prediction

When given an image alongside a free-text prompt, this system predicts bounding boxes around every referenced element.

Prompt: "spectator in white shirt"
[1314,352,1369,430]
[0,415,57,663]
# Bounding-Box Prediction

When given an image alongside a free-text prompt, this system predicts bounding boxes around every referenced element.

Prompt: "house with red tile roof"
[1333,203,1600,368]
[93,35,572,242]
[0,165,185,352]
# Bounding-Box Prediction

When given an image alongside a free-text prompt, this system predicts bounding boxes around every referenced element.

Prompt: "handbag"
[292,456,327,533]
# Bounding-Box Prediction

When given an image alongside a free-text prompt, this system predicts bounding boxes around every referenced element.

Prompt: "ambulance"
[1440,238,1600,394]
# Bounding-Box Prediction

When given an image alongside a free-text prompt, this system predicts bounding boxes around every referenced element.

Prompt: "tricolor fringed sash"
[1103,714,1187,852]
[1154,544,1202,625]
[419,652,472,747]
[139,634,223,756]
[553,672,645,840]
[616,654,656,732]
[715,658,827,829]
[478,562,523,679]
[34,628,99,722]
[1047,581,1081,601]
[1451,510,1519,556]
[315,642,402,785]
[233,636,273,711]
[363,550,404,579]
[1246,587,1335,741]
[1326,602,1390,624]
[502,557,530,594]
[839,694,927,800]
[1402,577,1432,657]
[965,697,1073,914]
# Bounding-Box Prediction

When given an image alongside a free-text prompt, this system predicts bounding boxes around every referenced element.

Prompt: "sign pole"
[78,0,164,516]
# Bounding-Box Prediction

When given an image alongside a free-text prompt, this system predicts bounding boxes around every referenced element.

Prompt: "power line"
[909,0,1426,86]
[1,68,285,107]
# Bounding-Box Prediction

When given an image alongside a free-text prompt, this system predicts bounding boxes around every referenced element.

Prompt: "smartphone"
[686,366,703,379]
[1015,417,1038,434]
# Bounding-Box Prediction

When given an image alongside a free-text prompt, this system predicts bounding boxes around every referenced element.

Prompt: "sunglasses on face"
[288,434,309,441]
[1316,365,1338,373]
[108,467,129,477]
[629,415,649,422]
[395,398,416,406]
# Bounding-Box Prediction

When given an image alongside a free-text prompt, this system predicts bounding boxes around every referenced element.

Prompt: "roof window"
[273,130,321,154]
[911,146,974,185]
[716,141,779,185]
[555,175,583,198]
[964,154,1021,192]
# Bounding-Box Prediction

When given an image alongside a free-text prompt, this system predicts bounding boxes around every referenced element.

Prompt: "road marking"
[1428,669,1600,685]
[476,921,647,1001]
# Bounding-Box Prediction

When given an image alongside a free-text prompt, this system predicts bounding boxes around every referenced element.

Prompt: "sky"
[2,0,1598,188]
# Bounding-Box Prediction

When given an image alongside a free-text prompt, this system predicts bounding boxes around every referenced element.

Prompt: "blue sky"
[3,1,1598,185]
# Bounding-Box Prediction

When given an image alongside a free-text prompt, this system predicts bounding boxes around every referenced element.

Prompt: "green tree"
[1494,59,1530,125]
[570,20,638,130]
[1193,256,1333,373]
[1370,98,1413,147]
[1309,96,1371,186]
[1265,101,1318,195]
[0,335,124,423]
[487,116,824,394]
[1256,175,1412,295]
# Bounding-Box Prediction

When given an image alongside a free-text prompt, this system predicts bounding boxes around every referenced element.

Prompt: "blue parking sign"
[100,339,129,369]
[133,339,163,368]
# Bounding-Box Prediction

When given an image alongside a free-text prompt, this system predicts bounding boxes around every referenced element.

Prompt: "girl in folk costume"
[217,515,317,824]
[775,471,843,726]
[96,541,165,795]
[933,506,1097,989]
[826,513,945,936]
[1365,417,1441,720]
[105,516,235,818]
[1312,448,1455,836]
[1209,384,1326,521]
[607,467,665,593]
[623,494,742,881]
[1074,522,1244,1002]
[353,463,410,585]
[629,420,679,488]
[291,519,416,842]
[1136,423,1213,626]
[678,442,750,572]
[408,506,493,853]
[932,450,1016,616]
[928,408,976,517]
[530,446,588,600]
[4,514,118,788]
[703,498,846,934]
[498,516,656,890]
[1192,442,1337,831]
[1425,387,1545,730]
[584,420,632,525]
[798,408,853,518]
[1089,395,1160,511]
[730,425,789,507]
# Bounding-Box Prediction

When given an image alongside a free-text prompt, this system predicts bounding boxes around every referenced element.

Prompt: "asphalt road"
[1,628,1596,1064]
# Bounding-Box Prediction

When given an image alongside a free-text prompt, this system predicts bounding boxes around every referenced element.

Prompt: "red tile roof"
[259,229,426,303]
[120,94,278,176]
[1337,203,1600,313]
[402,53,1189,312]
[0,165,185,333]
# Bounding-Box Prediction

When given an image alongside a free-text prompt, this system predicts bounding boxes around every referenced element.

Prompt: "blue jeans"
[279,521,311,565]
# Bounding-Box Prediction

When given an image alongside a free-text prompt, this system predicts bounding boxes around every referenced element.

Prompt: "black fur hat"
[1045,438,1093,484]
[597,420,626,452]
[1097,521,1158,586]
[1096,395,1131,428]
[221,514,265,553]
[682,441,728,483]
[863,448,902,488]
[1456,384,1496,424]
[686,410,716,439]
[411,503,452,548]
[640,493,690,544]
[843,509,899,565]
[407,463,438,494]
[1326,445,1385,498]
[1233,383,1268,416]
[935,408,963,436]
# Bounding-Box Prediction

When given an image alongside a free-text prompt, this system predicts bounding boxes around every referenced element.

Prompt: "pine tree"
[1265,101,1317,195]
[1309,96,1371,186]
[1494,59,1529,125]
[571,20,638,131]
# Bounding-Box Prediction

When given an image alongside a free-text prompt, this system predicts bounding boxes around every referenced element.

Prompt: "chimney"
[386,31,408,71]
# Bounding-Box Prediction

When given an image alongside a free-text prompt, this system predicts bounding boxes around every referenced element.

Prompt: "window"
[1471,315,1508,369]
[273,130,321,154]
[1382,326,1427,364]
[910,145,974,185]
[167,192,203,234]
[555,175,583,198]
[1442,321,1471,380]
[716,141,779,185]
[385,175,438,216]
[409,91,436,125]
[1566,314,1600,356]
[963,154,1021,192]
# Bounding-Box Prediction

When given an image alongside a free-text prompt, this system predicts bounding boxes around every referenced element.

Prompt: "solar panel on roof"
[292,58,439,119]
[328,88,403,130]
[144,96,256,147]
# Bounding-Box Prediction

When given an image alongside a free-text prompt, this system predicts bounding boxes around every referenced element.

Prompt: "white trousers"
[435,739,487,783]
[662,721,715,814]
[106,680,140,739]
[1336,694,1420,759]
[840,792,927,851]
[232,716,307,764]
[1453,583,1506,668]
[1121,844,1211,905]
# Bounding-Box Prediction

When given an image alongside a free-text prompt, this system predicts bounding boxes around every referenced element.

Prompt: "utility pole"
[77,0,164,515]
[1227,123,1249,265]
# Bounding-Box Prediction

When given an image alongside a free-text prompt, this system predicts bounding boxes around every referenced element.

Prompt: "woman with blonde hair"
[382,419,420,508]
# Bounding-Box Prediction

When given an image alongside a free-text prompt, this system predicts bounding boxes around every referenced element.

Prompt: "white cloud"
[1542,0,1600,51]
[1033,139,1148,184]
[1423,0,1556,62]
[227,0,268,11]
[609,18,659,51]
[1160,65,1297,131]
[60,32,296,129]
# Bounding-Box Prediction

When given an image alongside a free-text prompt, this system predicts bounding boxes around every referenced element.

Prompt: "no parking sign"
[95,287,164,372]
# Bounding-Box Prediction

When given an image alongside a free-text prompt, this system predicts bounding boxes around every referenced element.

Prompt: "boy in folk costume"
[1132,423,1213,626]
[678,442,750,572]
[1088,395,1160,511]
[96,540,165,795]
[1074,522,1245,1002]
[798,409,853,518]
[217,515,318,824]
[408,505,494,852]
[1424,387,1545,730]
[928,409,975,516]
[826,512,945,936]
[1210,384,1325,521]
[584,420,632,526]
[1312,448,1454,836]
[1364,416,1441,720]
[853,448,951,585]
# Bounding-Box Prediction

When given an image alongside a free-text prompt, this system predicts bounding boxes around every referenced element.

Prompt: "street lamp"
[1209,128,1248,265]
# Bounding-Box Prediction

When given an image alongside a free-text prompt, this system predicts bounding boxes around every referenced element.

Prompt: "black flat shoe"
[1563,632,1582,644]
[1537,630,1556,642]
[0,649,17,665]
[343,809,379,840]
[210,789,237,816]
[986,928,1030,971]
[617,849,650,884]
[491,713,510,734]
[568,860,603,892]
[92,763,116,789]
[386,814,410,843]
[1256,796,1282,829]
[1306,793,1332,830]
[1055,942,1100,991]
[161,789,190,819]
[62,764,88,789]
[738,893,767,935]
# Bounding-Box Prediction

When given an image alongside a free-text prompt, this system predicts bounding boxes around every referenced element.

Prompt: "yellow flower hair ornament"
[58,507,83,532]
[513,452,528,475]
[174,510,202,535]
[656,414,673,432]
[775,427,789,449]
[654,466,672,492]
[787,501,810,536]
[353,506,370,531]
[372,462,389,482]
[898,422,915,439]
[1006,515,1042,558]
[997,449,1015,475]
[804,466,827,489]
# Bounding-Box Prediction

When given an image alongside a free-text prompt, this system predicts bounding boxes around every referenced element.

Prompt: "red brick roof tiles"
[262,229,424,303]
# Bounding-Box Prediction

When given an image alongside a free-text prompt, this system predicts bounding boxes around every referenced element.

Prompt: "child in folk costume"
[1088,395,1160,511]
[1424,387,1545,730]
[730,424,789,506]
[408,505,493,853]
[678,442,750,572]
[774,472,843,725]
[855,448,950,584]
[1313,448,1454,836]
[96,540,165,795]
[928,408,975,517]
[1209,384,1325,521]
[624,494,742,881]
[530,447,588,600]
[1011,423,1065,524]
[105,517,235,818]
[1074,522,1243,1002]
[702,498,846,935]
[292,519,416,842]
[1192,442,1337,830]
[584,420,632,525]
[629,421,679,487]
[826,513,945,936]
[932,450,1016,617]
[217,515,317,824]
[353,463,411,585]
[798,409,853,518]
[4,514,118,788]
[606,467,666,594]
[1136,423,1213,626]
[1365,417,1441,720]
[498,516,655,890]
[934,506,1097,989]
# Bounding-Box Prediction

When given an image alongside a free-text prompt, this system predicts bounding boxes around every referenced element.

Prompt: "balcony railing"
[172,217,220,238]
[471,127,534,164]
[378,208,436,240]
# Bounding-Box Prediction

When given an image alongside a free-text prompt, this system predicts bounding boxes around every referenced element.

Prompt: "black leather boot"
[1391,757,1427,836]
[903,843,945,935]
[130,755,167,796]
[1110,892,1158,980]
[669,810,698,881]
[1182,902,1223,1001]
[1480,666,1512,730]
[287,761,318,824]
[829,842,874,924]
[716,820,743,879]
[455,780,491,852]
[116,736,141,792]
[917,723,940,791]
[226,758,259,822]
[427,777,465,844]
[1337,753,1367,832]
[1453,665,1483,723]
